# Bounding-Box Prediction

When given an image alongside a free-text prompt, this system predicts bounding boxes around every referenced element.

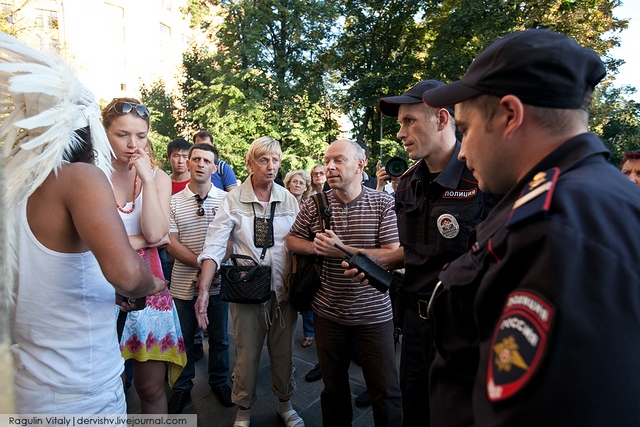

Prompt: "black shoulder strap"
[311,191,331,231]
[260,202,277,261]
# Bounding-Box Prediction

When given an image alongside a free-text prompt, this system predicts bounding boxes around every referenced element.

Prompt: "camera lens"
[385,157,408,178]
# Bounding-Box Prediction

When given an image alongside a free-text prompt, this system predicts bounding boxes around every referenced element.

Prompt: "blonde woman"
[310,164,326,194]
[197,137,304,427]
[284,169,312,207]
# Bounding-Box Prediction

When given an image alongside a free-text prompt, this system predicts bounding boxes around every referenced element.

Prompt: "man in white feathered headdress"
[0,33,162,414]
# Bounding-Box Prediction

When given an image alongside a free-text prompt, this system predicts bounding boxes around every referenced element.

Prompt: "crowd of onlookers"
[7,28,640,427]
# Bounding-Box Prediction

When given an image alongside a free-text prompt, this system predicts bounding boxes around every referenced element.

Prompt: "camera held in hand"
[385,157,408,178]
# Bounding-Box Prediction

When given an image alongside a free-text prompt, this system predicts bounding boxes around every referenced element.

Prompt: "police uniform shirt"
[429,133,640,426]
[395,141,499,298]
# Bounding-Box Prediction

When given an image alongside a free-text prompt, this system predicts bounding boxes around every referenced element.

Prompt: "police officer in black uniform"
[422,29,640,426]
[373,80,499,426]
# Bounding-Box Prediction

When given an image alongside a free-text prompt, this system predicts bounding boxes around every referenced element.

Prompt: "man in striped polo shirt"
[166,143,233,413]
[286,139,402,426]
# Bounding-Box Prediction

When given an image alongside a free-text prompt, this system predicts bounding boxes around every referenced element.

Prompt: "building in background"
[1,0,194,102]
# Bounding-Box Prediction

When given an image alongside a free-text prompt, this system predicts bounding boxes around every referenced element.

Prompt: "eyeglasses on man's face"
[110,101,150,119]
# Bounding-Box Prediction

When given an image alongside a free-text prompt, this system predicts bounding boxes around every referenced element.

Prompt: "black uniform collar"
[474,132,609,243]
[411,141,466,189]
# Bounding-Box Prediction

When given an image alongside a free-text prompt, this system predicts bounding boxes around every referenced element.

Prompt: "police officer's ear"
[498,95,525,138]
[436,108,451,132]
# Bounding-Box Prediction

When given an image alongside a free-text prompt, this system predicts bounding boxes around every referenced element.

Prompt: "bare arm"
[285,234,316,255]
[136,155,171,244]
[128,233,170,251]
[313,229,400,259]
[366,246,404,271]
[195,258,219,329]
[166,232,199,269]
[65,165,155,297]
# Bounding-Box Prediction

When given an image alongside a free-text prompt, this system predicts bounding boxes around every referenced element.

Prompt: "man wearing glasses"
[166,143,234,413]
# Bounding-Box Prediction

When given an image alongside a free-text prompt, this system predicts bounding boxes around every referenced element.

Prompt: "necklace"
[117,172,138,214]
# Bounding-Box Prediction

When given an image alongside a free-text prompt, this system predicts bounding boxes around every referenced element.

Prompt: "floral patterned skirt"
[119,248,186,387]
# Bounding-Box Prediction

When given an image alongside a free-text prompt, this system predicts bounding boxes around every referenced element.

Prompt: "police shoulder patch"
[487,290,555,402]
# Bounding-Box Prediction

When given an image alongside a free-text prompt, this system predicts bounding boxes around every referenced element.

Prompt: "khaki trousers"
[229,293,298,408]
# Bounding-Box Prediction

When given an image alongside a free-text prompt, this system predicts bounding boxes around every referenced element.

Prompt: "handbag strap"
[259,202,277,261]
[229,254,259,266]
[228,202,276,272]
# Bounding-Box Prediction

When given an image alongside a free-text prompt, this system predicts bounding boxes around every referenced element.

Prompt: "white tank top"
[12,200,123,393]
[118,169,156,235]
[118,187,143,235]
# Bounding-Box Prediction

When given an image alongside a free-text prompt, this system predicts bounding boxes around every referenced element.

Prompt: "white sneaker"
[233,409,250,427]
[278,408,305,427]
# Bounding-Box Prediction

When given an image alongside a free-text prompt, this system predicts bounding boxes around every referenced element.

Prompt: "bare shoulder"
[154,167,170,181]
[29,163,116,252]
[153,169,172,196]
[35,163,110,198]
[57,162,111,185]
[153,167,171,188]
[55,163,115,204]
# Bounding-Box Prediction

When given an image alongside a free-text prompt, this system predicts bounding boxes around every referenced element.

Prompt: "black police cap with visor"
[378,80,455,117]
[421,29,606,110]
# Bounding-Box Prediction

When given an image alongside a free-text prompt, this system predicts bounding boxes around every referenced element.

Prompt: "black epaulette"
[506,168,559,229]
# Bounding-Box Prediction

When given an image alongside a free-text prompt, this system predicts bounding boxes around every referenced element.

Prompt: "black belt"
[404,292,431,320]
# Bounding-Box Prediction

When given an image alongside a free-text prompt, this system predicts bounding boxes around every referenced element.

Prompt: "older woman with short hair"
[284,169,312,207]
[197,136,304,427]
[310,163,326,194]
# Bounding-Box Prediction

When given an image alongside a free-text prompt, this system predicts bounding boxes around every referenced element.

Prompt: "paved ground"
[125,313,378,427]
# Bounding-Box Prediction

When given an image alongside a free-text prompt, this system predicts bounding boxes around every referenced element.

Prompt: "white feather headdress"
[0,32,114,308]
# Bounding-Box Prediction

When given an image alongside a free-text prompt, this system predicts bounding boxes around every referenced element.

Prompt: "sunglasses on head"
[111,101,150,119]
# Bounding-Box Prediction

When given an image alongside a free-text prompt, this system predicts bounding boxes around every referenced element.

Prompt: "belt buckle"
[424,281,443,320]
[417,299,429,320]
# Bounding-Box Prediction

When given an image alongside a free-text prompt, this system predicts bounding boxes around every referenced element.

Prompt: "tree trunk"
[357,105,373,144]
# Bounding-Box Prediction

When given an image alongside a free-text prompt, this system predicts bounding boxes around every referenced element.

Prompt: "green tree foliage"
[426,0,627,81]
[326,0,431,171]
[590,83,640,165]
[139,79,179,141]
[328,0,630,172]
[180,0,339,179]
[175,0,632,177]
[148,131,172,173]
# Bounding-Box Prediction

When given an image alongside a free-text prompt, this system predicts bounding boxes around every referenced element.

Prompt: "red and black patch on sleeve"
[487,290,555,402]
